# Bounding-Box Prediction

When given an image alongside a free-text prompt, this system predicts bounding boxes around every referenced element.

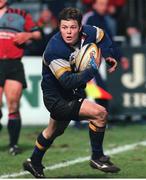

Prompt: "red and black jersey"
[0,7,39,59]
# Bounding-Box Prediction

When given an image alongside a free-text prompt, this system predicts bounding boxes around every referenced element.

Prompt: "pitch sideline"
[1,140,146,178]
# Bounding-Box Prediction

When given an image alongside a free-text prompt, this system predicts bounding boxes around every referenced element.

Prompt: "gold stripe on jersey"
[55,67,72,79]
[93,26,105,43]
[48,59,72,79]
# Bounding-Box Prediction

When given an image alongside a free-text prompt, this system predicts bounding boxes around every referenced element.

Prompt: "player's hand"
[106,57,117,73]
[13,32,32,45]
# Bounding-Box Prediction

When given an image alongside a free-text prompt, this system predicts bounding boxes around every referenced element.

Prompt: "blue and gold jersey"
[41,25,116,111]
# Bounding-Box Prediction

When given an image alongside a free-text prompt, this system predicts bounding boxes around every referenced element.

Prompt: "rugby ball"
[75,43,101,72]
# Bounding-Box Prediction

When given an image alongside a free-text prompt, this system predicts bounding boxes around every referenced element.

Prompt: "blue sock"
[89,121,106,160]
[31,132,53,165]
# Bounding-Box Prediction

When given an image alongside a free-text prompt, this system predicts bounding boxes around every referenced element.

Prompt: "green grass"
[0,123,146,178]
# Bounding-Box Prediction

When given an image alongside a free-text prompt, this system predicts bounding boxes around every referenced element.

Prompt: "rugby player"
[23,7,120,178]
[0,0,41,155]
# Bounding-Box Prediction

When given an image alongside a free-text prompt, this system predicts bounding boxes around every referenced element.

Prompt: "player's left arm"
[94,27,118,73]
[13,12,41,45]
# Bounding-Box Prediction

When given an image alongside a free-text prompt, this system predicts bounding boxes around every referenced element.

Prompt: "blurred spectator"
[37,7,58,54]
[126,20,142,47]
[82,0,116,37]
[106,3,118,36]
[108,0,127,36]
[82,0,127,36]
[37,7,58,34]
[25,7,58,56]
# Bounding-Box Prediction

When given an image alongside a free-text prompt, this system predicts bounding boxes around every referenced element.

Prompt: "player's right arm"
[43,53,98,90]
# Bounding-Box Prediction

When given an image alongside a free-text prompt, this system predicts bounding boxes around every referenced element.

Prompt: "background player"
[23,7,120,178]
[0,0,41,155]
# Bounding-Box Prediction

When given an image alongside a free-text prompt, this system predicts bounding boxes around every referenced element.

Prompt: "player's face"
[60,20,81,46]
[0,0,7,9]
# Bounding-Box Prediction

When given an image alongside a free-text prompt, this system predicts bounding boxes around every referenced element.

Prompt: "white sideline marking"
[1,141,146,178]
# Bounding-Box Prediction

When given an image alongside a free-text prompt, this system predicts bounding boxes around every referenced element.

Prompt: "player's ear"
[79,26,82,32]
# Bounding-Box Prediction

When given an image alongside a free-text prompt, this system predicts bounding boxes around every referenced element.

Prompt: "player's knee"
[99,118,107,126]
[8,101,19,112]
[94,117,107,128]
[94,107,107,127]
[95,107,108,120]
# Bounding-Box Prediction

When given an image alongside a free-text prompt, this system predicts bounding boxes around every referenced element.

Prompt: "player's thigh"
[79,99,107,120]
[4,80,23,103]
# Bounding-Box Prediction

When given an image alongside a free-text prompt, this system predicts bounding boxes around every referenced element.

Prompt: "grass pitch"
[0,122,146,178]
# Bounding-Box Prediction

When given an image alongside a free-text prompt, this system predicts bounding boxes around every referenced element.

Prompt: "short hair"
[59,7,82,27]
